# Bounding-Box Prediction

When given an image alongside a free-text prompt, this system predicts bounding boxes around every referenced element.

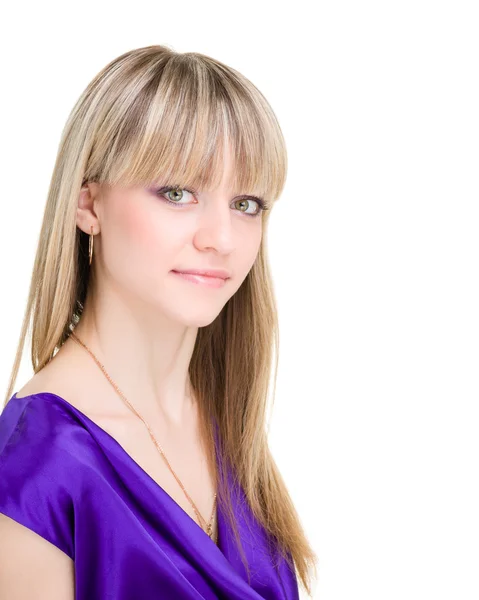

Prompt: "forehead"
[195,142,238,192]
[150,142,261,197]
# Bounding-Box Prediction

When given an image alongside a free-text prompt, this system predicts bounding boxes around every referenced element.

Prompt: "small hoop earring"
[89,225,94,265]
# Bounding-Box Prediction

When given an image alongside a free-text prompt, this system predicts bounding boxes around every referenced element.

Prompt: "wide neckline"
[12,390,223,552]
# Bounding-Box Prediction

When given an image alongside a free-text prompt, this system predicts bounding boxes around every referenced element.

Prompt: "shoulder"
[0,393,88,560]
[1,392,84,473]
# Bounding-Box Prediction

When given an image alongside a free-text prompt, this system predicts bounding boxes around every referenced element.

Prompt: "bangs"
[84,53,287,204]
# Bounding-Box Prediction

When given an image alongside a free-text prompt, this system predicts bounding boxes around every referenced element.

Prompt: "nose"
[193,201,236,255]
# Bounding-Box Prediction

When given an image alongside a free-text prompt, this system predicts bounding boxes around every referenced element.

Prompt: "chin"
[165,304,227,328]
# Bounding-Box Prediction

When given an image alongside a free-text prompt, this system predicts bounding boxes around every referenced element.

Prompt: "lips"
[171,268,231,280]
[171,270,228,288]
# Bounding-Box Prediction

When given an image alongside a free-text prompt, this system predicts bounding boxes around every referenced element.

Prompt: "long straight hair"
[3,45,318,595]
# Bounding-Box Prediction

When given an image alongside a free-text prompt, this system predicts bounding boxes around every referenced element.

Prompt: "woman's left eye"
[154,186,267,217]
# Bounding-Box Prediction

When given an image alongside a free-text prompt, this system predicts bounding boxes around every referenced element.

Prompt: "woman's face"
[78,147,264,327]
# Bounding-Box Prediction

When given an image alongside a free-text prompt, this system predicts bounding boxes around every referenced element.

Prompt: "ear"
[76,181,102,235]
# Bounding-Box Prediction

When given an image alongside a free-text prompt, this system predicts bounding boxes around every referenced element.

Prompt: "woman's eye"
[233,198,261,216]
[161,186,193,205]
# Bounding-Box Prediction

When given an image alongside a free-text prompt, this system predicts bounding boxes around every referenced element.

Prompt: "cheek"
[241,221,263,261]
[103,200,186,284]
[125,208,168,256]
[230,224,263,286]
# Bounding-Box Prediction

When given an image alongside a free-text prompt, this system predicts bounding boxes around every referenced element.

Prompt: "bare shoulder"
[0,512,75,599]
[15,341,78,401]
[15,340,130,421]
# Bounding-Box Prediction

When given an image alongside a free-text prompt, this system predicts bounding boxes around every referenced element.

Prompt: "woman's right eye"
[156,186,195,206]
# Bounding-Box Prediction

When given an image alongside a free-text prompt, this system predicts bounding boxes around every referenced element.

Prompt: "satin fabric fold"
[0,392,299,599]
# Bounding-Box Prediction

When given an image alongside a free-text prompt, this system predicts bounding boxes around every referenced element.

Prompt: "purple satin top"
[0,392,299,599]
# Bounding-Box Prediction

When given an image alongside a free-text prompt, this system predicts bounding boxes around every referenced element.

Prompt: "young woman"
[0,45,318,598]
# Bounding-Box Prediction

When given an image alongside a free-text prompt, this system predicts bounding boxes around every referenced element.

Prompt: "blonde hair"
[3,44,318,595]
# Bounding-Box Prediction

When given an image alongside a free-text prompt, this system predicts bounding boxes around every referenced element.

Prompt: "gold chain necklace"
[69,331,217,543]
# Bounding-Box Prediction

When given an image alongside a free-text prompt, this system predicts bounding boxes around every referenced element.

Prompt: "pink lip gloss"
[171,271,227,288]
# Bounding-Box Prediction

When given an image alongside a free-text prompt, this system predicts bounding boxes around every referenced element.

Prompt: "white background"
[1,1,478,598]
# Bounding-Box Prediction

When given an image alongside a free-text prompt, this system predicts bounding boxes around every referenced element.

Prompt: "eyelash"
[154,185,270,217]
